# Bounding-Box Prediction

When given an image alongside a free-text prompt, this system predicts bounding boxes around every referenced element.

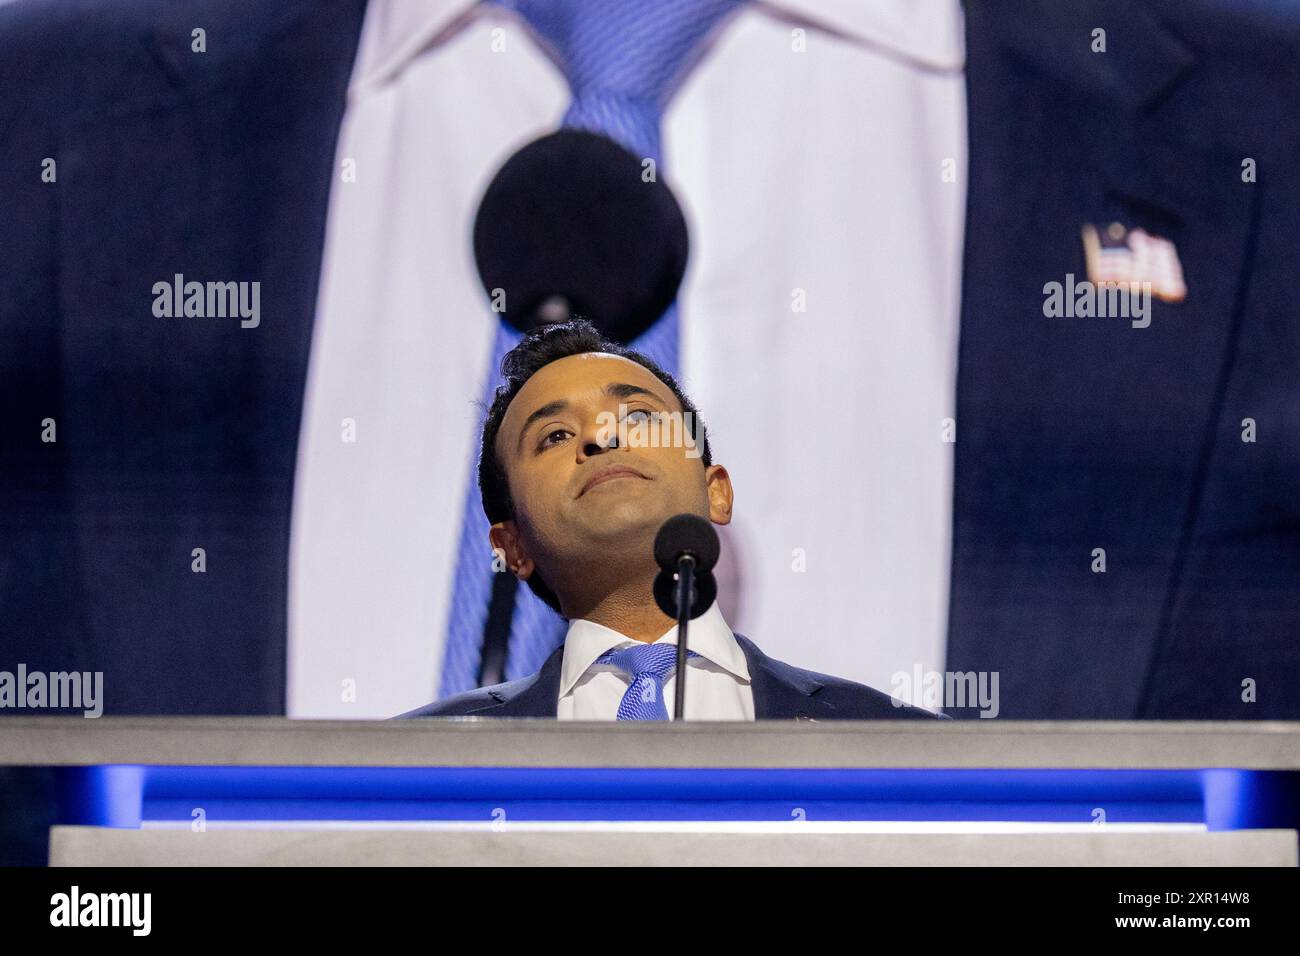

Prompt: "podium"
[3,718,1298,866]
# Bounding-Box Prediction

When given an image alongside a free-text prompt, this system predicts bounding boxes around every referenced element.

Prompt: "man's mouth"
[579,465,647,496]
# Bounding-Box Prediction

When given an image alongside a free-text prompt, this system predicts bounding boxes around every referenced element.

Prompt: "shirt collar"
[350,0,964,96]
[762,0,965,73]
[348,0,494,98]
[558,599,750,700]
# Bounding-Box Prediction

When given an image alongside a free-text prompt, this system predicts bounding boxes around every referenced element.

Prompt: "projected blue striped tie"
[438,0,749,697]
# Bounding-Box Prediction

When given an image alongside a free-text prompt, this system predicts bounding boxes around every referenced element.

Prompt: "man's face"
[493,352,730,586]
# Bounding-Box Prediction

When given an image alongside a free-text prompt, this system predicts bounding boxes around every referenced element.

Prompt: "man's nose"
[579,420,619,459]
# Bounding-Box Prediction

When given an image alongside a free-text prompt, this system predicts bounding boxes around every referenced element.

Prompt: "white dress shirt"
[557,600,754,720]
[289,0,966,717]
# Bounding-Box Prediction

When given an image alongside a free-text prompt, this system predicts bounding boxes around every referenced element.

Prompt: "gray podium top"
[2,718,1299,768]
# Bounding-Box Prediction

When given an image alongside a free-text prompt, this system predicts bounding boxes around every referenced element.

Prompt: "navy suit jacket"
[2,0,1298,718]
[399,633,946,720]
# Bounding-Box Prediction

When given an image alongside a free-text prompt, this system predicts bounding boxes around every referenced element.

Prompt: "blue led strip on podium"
[54,766,1300,830]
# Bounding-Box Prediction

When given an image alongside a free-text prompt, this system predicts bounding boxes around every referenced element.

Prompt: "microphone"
[473,128,689,343]
[652,514,720,720]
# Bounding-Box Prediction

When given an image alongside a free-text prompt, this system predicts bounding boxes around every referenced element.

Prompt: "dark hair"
[478,319,713,615]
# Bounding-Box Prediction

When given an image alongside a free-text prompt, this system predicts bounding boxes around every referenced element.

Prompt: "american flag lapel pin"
[1082,221,1187,304]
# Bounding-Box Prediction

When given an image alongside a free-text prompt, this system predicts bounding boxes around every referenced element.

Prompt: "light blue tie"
[439,0,749,697]
[598,643,702,720]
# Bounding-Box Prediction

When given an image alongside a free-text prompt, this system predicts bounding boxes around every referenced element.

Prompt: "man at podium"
[400,319,944,722]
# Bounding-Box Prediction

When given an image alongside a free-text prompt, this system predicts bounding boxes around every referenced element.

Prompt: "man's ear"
[705,464,734,525]
[489,521,535,581]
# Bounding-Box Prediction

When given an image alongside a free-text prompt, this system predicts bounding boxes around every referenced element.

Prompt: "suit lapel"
[949,1,1263,716]
[51,0,367,713]
[733,633,832,720]
[467,643,567,717]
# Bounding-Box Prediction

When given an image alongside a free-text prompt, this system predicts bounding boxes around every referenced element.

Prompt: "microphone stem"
[673,555,695,721]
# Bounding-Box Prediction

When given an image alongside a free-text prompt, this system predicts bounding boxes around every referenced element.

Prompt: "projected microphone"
[473,128,689,341]
[652,514,720,721]
[470,128,691,685]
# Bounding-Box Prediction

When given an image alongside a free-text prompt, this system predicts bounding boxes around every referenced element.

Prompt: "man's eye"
[624,408,654,424]
[539,428,571,449]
